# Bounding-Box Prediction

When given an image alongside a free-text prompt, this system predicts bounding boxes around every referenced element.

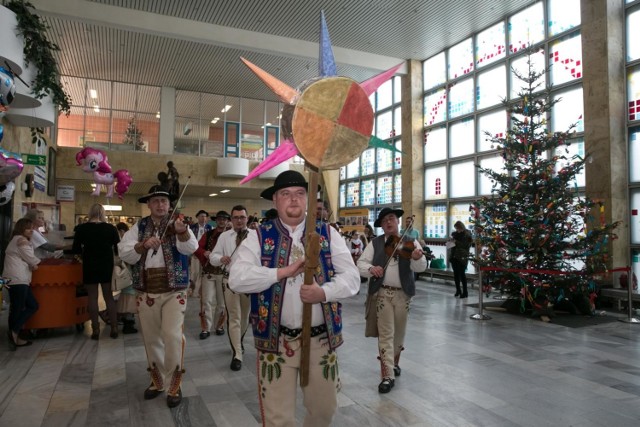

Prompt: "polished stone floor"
[1,279,640,427]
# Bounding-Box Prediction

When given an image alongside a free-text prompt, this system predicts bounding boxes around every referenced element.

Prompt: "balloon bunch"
[75,147,133,199]
[0,65,23,207]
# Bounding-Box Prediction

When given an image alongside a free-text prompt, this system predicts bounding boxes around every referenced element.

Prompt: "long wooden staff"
[300,168,320,387]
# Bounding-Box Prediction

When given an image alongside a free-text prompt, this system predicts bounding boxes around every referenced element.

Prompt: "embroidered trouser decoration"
[256,334,339,427]
[168,366,185,395]
[376,287,411,380]
[148,363,164,391]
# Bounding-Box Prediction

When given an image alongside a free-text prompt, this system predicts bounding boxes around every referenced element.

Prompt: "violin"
[384,235,417,260]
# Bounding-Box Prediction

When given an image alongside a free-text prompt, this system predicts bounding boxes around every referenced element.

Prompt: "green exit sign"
[21,154,47,166]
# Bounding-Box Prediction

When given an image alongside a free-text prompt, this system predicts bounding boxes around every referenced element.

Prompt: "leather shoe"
[460,292,468,299]
[214,328,225,336]
[91,330,100,340]
[166,388,182,408]
[230,358,242,371]
[378,378,395,393]
[454,291,461,297]
[199,331,210,340]
[144,385,163,400]
[394,365,401,377]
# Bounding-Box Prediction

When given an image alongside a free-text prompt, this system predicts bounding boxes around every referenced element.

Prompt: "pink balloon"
[75,147,112,173]
[0,152,24,186]
[114,169,132,199]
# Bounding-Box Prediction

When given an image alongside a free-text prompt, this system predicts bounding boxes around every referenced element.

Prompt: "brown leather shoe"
[166,388,182,408]
[144,385,163,400]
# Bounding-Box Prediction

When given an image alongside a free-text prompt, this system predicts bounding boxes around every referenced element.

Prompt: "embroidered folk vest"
[250,218,343,353]
[368,235,416,297]
[131,216,190,292]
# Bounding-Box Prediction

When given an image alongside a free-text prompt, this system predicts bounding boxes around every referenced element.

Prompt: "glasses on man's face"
[231,215,247,221]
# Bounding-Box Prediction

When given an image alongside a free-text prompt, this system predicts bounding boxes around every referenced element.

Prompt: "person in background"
[247,215,260,230]
[364,223,376,245]
[450,221,473,299]
[118,185,198,408]
[3,218,40,350]
[188,210,212,298]
[230,170,360,426]
[357,207,427,394]
[24,209,65,259]
[350,231,364,263]
[209,205,251,371]
[115,222,138,334]
[72,204,120,340]
[400,215,420,241]
[316,198,329,222]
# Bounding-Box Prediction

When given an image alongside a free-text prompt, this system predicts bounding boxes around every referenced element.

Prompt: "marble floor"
[1,279,640,427]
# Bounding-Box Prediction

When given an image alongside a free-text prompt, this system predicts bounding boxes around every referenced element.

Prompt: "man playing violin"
[118,185,198,408]
[357,207,427,394]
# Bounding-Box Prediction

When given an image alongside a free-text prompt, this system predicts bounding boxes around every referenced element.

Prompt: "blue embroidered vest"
[131,216,190,292]
[250,218,343,353]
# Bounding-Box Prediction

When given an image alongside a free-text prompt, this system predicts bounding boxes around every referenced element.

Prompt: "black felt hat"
[138,185,176,203]
[195,210,209,217]
[214,210,231,220]
[260,170,310,200]
[374,207,404,227]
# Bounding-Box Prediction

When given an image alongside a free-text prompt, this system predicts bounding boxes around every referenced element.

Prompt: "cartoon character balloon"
[76,147,132,199]
[0,181,16,206]
[0,67,16,107]
[0,151,24,186]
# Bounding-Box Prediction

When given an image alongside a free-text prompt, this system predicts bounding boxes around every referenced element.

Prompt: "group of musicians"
[118,170,426,426]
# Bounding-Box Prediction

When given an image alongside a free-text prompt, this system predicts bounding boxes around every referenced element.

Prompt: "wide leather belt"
[203,265,224,275]
[280,324,327,338]
[144,268,170,293]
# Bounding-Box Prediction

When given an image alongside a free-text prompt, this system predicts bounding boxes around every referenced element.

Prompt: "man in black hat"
[188,210,212,298]
[118,185,198,408]
[357,207,427,394]
[193,210,230,338]
[230,170,360,426]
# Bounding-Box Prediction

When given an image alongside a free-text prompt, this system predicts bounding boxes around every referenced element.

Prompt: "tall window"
[422,0,582,258]
[338,76,402,231]
[627,0,640,280]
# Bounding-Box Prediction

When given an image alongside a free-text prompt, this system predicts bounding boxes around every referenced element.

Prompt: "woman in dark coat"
[450,221,473,299]
[73,204,120,339]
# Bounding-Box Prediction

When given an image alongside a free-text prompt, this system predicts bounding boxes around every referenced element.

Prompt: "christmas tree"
[472,52,619,318]
[123,115,145,151]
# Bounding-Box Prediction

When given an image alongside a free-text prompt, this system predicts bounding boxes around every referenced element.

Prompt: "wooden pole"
[300,168,320,387]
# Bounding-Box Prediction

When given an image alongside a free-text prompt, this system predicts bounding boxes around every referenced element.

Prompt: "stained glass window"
[631,190,640,244]
[424,204,447,238]
[477,65,506,110]
[339,166,346,180]
[628,67,640,122]
[552,88,584,133]
[549,32,582,85]
[425,165,447,200]
[377,79,393,111]
[361,179,375,205]
[476,22,506,68]
[393,107,402,136]
[424,126,447,163]
[424,52,446,91]
[424,88,447,126]
[346,157,360,179]
[548,0,581,36]
[450,161,476,197]
[339,183,345,208]
[509,2,545,54]
[361,148,375,176]
[478,154,505,195]
[450,118,475,158]
[554,138,585,188]
[628,8,640,62]
[394,174,402,203]
[448,38,474,79]
[393,140,402,169]
[376,110,393,139]
[377,175,393,204]
[478,109,507,152]
[346,182,360,207]
[448,78,474,119]
[377,144,393,173]
[630,127,640,182]
[510,50,546,99]
[450,203,473,234]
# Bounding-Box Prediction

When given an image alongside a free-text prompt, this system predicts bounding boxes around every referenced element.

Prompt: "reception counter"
[24,259,89,329]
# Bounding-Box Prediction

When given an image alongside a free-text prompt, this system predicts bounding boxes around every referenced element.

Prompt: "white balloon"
[0,181,16,206]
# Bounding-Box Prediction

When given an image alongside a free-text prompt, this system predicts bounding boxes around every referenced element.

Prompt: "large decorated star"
[240,11,402,183]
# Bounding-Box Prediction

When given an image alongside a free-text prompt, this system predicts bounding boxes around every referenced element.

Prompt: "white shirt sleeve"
[320,226,360,302]
[117,223,141,265]
[209,230,229,267]
[357,240,376,277]
[229,230,278,293]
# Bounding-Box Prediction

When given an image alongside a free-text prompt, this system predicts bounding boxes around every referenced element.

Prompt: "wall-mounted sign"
[56,185,75,202]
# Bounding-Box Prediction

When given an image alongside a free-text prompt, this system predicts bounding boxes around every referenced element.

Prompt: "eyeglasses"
[231,215,247,220]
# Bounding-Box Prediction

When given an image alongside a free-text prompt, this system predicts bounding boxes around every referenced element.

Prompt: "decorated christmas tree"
[123,115,145,151]
[472,53,619,317]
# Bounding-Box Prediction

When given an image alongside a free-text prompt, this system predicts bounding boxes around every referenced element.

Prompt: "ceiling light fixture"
[209,193,218,197]
[90,89,97,99]
[221,105,232,113]
[93,105,100,112]
[220,189,230,193]
[155,111,160,118]
[103,204,123,211]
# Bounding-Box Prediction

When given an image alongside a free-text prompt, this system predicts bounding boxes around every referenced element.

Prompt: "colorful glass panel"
[476,22,506,68]
[450,118,475,158]
[339,183,346,208]
[361,148,375,176]
[424,88,447,126]
[425,165,447,200]
[477,65,506,110]
[424,126,447,162]
[510,50,546,99]
[478,154,505,195]
[552,87,584,133]
[377,144,393,173]
[628,8,640,62]
[509,2,544,54]
[478,109,507,152]
[450,161,476,198]
[394,140,402,169]
[361,179,375,205]
[424,204,447,238]
[549,32,582,85]
[548,0,581,36]
[424,52,446,91]
[630,127,640,182]
[376,175,393,204]
[628,66,640,122]
[376,110,393,139]
[448,78,474,119]
[554,137,585,188]
[448,38,474,79]
[346,157,360,179]
[346,182,360,207]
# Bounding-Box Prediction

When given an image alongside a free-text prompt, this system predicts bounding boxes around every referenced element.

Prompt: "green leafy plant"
[5,0,71,115]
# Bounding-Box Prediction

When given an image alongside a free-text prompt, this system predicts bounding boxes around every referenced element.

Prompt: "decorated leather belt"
[203,265,224,275]
[381,285,400,291]
[144,267,171,293]
[280,324,327,338]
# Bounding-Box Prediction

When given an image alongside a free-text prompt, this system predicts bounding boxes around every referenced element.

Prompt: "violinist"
[209,205,252,372]
[118,184,198,408]
[357,208,427,394]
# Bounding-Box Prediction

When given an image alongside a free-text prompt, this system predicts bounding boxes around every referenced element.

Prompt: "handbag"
[112,263,133,291]
[430,254,446,269]
[364,292,379,337]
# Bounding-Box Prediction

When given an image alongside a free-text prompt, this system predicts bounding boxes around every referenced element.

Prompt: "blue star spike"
[319,10,337,77]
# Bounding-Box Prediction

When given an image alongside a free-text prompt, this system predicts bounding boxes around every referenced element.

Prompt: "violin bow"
[151,174,192,256]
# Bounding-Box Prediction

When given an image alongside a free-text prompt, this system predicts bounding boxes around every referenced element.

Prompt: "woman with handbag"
[72,204,120,339]
[450,221,473,298]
